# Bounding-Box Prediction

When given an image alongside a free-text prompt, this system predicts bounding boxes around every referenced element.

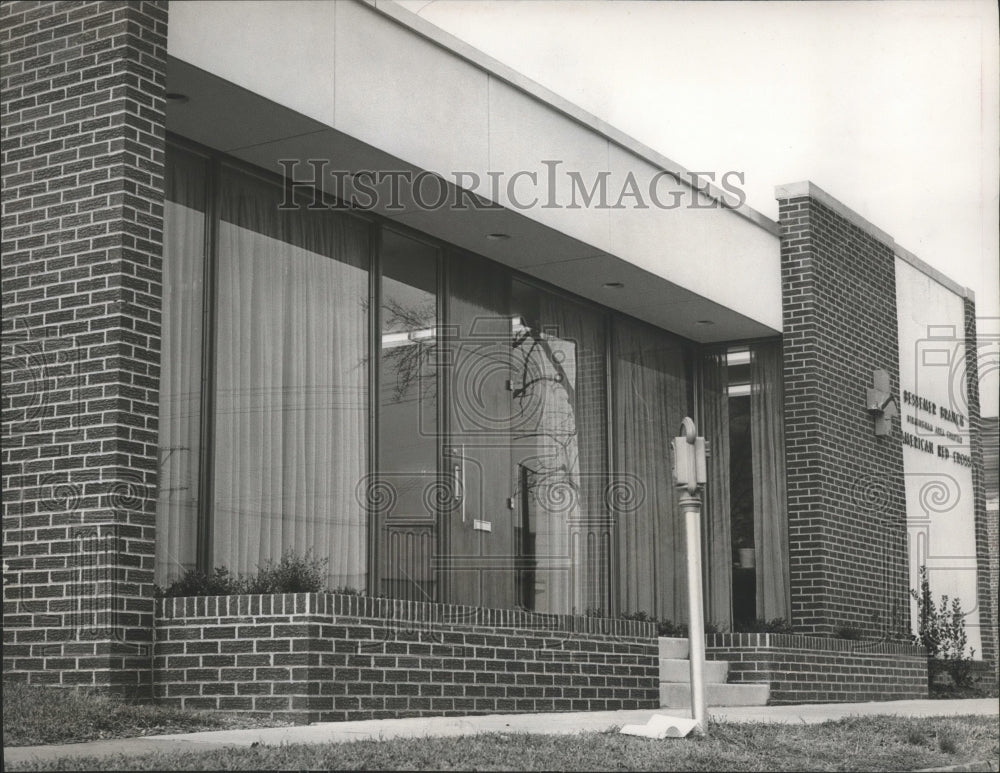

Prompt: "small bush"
[619,612,719,638]
[733,617,793,635]
[833,625,864,640]
[155,566,241,598]
[157,551,329,597]
[910,565,976,690]
[242,551,328,594]
[331,585,366,596]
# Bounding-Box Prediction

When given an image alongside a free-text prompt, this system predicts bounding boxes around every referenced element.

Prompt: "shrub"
[619,612,719,638]
[910,565,976,689]
[156,566,241,597]
[331,585,366,596]
[733,617,793,635]
[242,550,328,594]
[157,550,329,597]
[833,624,864,640]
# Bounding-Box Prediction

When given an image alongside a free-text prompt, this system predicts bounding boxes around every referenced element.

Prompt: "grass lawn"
[4,684,997,771]
[4,714,999,772]
[2,682,294,747]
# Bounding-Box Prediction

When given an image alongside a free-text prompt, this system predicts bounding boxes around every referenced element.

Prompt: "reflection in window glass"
[378,230,438,601]
[510,281,608,614]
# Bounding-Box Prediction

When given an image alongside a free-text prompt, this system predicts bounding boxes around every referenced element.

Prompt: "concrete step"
[659,658,729,684]
[660,682,770,708]
[658,637,689,659]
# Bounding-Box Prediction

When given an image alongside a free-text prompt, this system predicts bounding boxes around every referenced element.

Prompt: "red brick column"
[777,188,909,639]
[2,0,168,697]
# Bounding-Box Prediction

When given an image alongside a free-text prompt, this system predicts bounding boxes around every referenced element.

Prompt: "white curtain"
[212,169,369,590]
[614,320,688,621]
[155,148,206,586]
[750,340,791,620]
[701,350,733,629]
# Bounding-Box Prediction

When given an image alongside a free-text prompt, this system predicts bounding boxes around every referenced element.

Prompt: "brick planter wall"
[707,632,928,704]
[154,593,660,722]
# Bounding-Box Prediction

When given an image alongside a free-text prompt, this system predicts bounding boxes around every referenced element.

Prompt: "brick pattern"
[707,633,927,704]
[777,195,908,638]
[2,0,168,696]
[963,298,997,669]
[984,417,998,680]
[153,593,659,722]
[990,503,999,679]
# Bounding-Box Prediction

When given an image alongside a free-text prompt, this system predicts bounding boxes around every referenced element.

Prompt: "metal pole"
[680,492,707,735]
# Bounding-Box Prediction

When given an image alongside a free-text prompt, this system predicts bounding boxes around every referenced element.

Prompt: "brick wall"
[990,502,999,679]
[984,417,998,679]
[963,298,997,669]
[707,632,927,704]
[777,191,908,638]
[2,0,168,696]
[154,593,659,722]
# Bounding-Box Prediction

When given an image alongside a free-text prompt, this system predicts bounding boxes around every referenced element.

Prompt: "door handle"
[450,446,465,522]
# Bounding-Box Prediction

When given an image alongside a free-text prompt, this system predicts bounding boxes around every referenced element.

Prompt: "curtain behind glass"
[701,350,732,629]
[213,167,369,590]
[614,319,689,622]
[750,340,790,620]
[156,146,206,586]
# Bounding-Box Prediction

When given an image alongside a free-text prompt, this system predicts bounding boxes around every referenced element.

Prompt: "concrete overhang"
[165,0,782,343]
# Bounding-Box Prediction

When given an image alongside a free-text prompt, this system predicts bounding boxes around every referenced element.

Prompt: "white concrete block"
[660,682,770,708]
[659,658,729,684]
[658,637,689,659]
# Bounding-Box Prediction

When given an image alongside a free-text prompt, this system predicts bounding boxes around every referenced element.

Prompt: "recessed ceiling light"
[602,282,625,289]
[695,319,714,326]
[165,92,190,104]
[486,233,510,240]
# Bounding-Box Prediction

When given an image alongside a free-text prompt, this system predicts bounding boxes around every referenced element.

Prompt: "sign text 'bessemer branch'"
[900,389,973,467]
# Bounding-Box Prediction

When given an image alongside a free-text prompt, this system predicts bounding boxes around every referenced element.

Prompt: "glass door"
[444,254,517,608]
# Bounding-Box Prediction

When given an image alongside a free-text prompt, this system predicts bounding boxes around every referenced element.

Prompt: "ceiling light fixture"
[165,92,190,104]
[485,233,510,241]
[602,282,625,289]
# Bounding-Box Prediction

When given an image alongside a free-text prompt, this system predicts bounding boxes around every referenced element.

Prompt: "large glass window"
[156,146,207,586]
[210,166,370,590]
[614,317,691,621]
[510,281,609,614]
[702,340,789,628]
[157,143,706,615]
[377,230,439,601]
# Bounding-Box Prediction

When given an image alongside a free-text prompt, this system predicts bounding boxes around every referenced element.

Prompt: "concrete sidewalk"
[4,698,998,766]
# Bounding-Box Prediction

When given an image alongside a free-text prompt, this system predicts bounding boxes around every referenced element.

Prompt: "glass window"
[510,281,609,614]
[702,340,789,629]
[614,317,691,621]
[156,146,207,586]
[210,166,370,590]
[377,230,439,601]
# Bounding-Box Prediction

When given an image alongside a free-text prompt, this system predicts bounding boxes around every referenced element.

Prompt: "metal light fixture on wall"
[866,369,898,436]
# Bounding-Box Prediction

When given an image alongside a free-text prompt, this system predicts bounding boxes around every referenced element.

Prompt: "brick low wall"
[707,632,928,704]
[154,593,660,722]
